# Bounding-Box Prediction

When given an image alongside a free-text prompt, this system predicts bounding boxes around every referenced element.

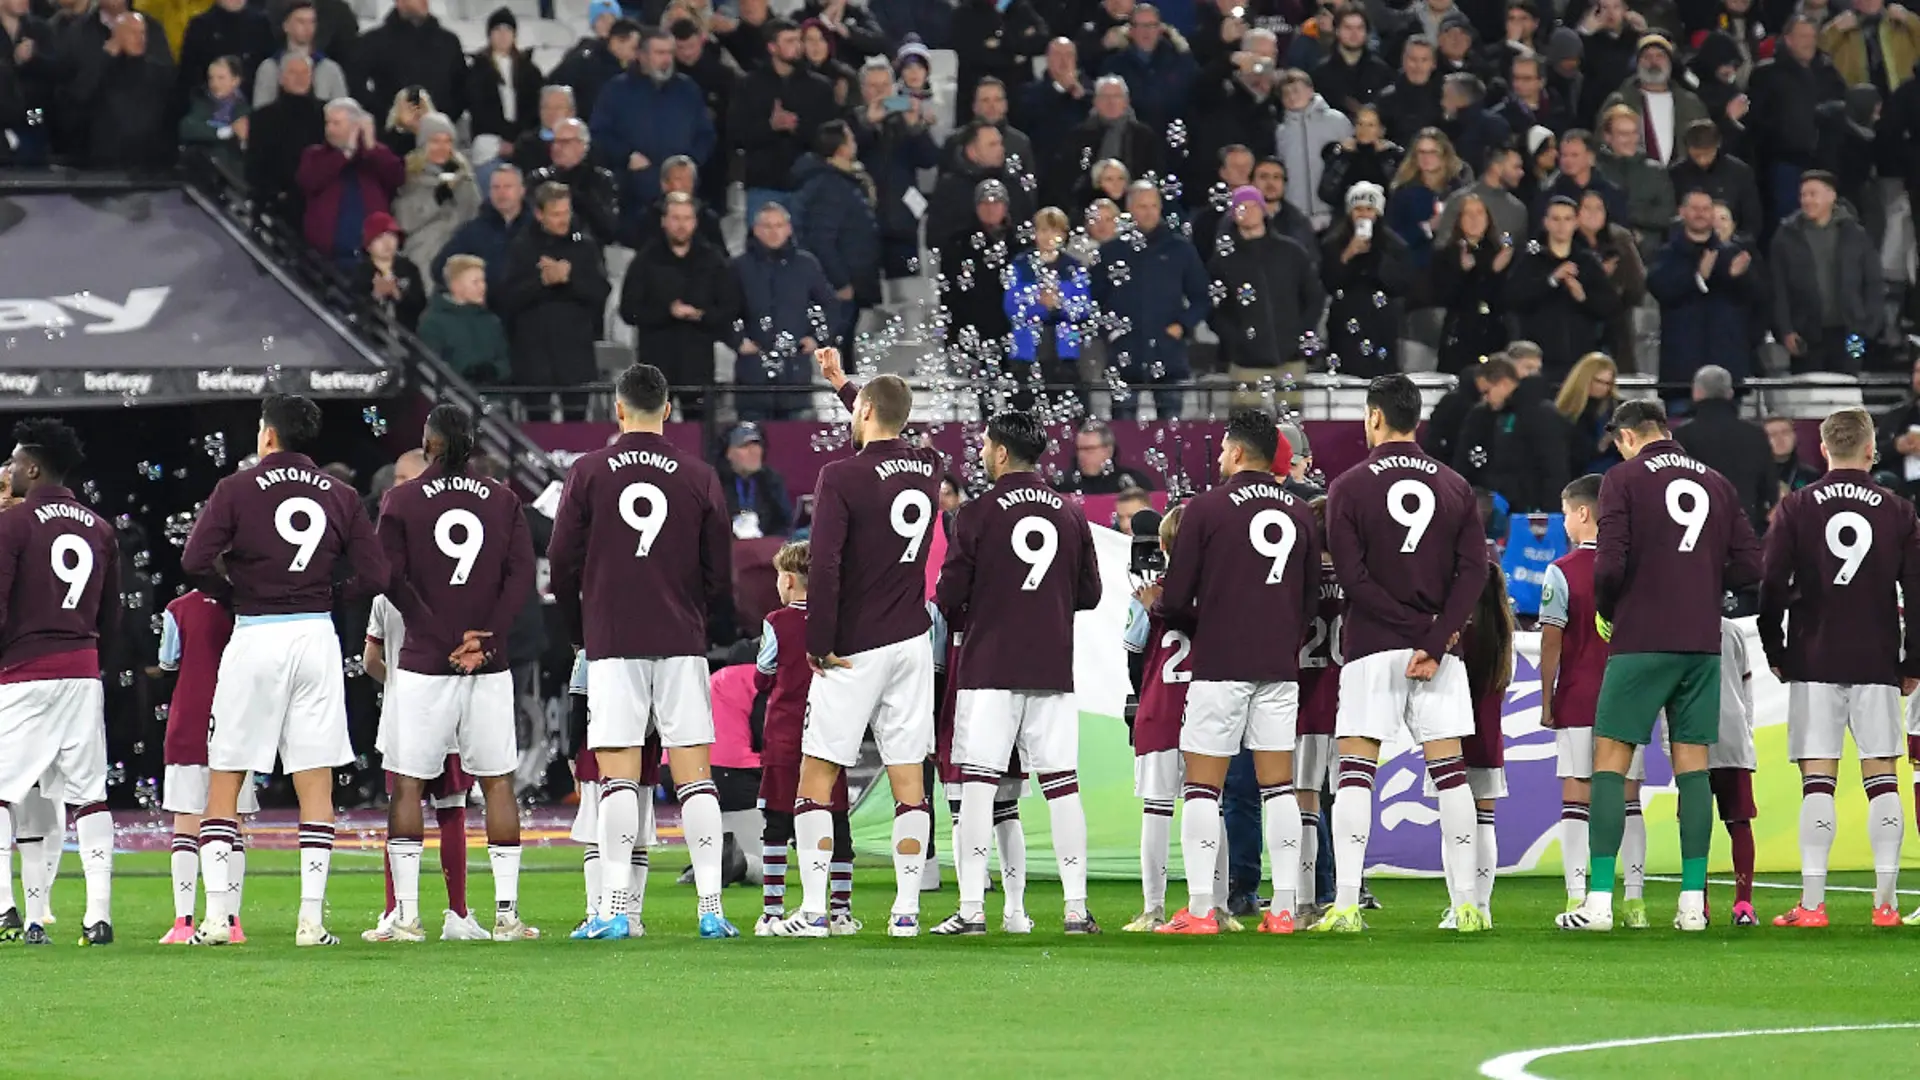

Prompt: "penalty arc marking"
[1479,1023,1920,1080]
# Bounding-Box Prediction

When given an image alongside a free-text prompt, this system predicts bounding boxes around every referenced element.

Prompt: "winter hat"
[974,178,1009,205]
[1546,25,1582,63]
[1438,10,1473,35]
[586,0,621,26]
[1345,181,1385,213]
[362,210,402,249]
[895,34,932,71]
[1847,83,1882,128]
[1635,32,1675,61]
[1689,29,1742,79]
[487,6,517,32]
[1229,185,1264,213]
[417,110,456,143]
[1526,124,1554,157]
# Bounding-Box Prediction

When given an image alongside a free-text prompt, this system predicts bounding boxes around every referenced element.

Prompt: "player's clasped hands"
[448,630,491,675]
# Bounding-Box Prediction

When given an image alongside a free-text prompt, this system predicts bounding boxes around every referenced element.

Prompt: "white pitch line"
[1645,875,1920,897]
[1479,1023,1920,1080]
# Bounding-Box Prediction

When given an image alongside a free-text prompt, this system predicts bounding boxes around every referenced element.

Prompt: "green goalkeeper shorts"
[1594,652,1722,747]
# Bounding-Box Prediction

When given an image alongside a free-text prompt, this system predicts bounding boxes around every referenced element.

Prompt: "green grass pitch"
[7,850,1917,1078]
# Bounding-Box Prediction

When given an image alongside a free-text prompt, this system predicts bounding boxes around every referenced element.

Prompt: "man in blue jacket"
[432,164,528,304]
[731,202,837,419]
[1646,189,1764,389]
[589,27,716,244]
[1094,181,1210,419]
[789,120,881,355]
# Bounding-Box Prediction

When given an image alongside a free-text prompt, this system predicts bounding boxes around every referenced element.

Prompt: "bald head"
[394,449,429,485]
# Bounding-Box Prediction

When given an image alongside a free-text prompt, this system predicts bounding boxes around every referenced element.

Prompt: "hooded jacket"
[1276,92,1354,229]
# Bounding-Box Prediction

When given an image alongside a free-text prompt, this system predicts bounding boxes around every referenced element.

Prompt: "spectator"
[549,9,638,124]
[789,119,882,350]
[1436,143,1526,245]
[729,18,838,222]
[1667,117,1762,236]
[1089,157,1132,205]
[177,0,272,106]
[1385,125,1466,270]
[508,85,575,172]
[1594,104,1677,256]
[1874,356,1920,503]
[850,58,943,277]
[1096,181,1210,418]
[1076,0,1133,73]
[255,0,347,107]
[1003,206,1094,416]
[1674,363,1773,530]
[246,54,325,220]
[1647,188,1762,386]
[1099,3,1198,131]
[716,0,775,70]
[1505,195,1618,376]
[526,117,620,248]
[419,253,511,384]
[1320,180,1413,376]
[351,210,427,328]
[349,0,467,125]
[1534,128,1627,226]
[298,97,404,268]
[1762,415,1821,501]
[432,163,527,299]
[1575,0,1641,121]
[940,473,968,515]
[672,17,740,213]
[391,111,479,279]
[1312,3,1394,115]
[1747,15,1847,221]
[1185,24,1283,197]
[1020,37,1094,166]
[1484,0,1544,77]
[708,423,795,537]
[942,179,1023,406]
[1553,350,1622,475]
[929,120,1037,248]
[1438,73,1506,179]
[619,191,741,419]
[1375,34,1443,146]
[1277,68,1354,229]
[180,55,251,172]
[621,154,727,257]
[942,76,1037,175]
[1541,26,1584,119]
[1191,143,1253,246]
[74,12,174,168]
[1771,170,1884,375]
[731,202,836,419]
[1252,156,1321,258]
[1572,189,1644,368]
[464,8,542,161]
[592,27,716,234]
[801,18,859,106]
[1058,418,1158,492]
[1514,124,1554,207]
[268,0,357,67]
[1422,351,1491,462]
[0,0,57,165]
[1433,12,1486,81]
[1048,76,1163,212]
[1686,30,1752,158]
[501,181,612,388]
[797,0,890,64]
[1816,86,1884,246]
[1431,193,1514,373]
[379,84,435,157]
[1598,34,1707,167]
[893,36,940,118]
[1494,54,1569,138]
[1820,0,1920,93]
[1317,105,1405,224]
[1451,353,1570,512]
[950,0,1048,125]
[1208,185,1324,403]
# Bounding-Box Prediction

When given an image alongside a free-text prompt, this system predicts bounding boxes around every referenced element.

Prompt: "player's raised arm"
[546,466,590,648]
[1428,490,1489,658]
[701,466,737,646]
[803,475,849,660]
[1755,498,1795,675]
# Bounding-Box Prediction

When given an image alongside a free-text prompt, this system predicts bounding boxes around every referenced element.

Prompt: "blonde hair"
[1601,103,1642,141]
[773,540,811,579]
[1392,127,1463,193]
[1159,502,1184,550]
[1820,407,1875,464]
[1555,352,1618,422]
[443,254,486,283]
[1034,206,1070,235]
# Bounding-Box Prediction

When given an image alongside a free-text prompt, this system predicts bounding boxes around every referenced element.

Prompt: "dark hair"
[616,362,670,414]
[1479,142,1517,175]
[1224,408,1280,466]
[1077,417,1115,446]
[763,16,797,44]
[974,75,1006,98]
[534,181,571,210]
[1218,143,1252,166]
[11,418,84,480]
[425,403,476,475]
[1254,156,1286,177]
[1333,1,1370,29]
[669,17,699,39]
[862,374,913,429]
[1477,355,1518,384]
[639,25,669,48]
[1506,0,1537,16]
[963,119,996,150]
[281,0,314,18]
[609,17,643,39]
[1544,193,1578,215]
[1608,398,1670,437]
[1559,127,1594,152]
[212,54,243,80]
[986,410,1048,467]
[1562,473,1603,508]
[1683,117,1720,149]
[261,394,323,454]
[1366,374,1422,434]
[1800,169,1839,193]
[813,117,852,158]
[1464,558,1515,703]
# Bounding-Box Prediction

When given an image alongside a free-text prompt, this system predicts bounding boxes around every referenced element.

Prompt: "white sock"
[1799,785,1836,908]
[197,819,237,928]
[795,806,832,916]
[957,782,995,920]
[1140,803,1172,913]
[76,810,112,928]
[597,779,640,918]
[994,802,1027,914]
[1475,807,1498,912]
[1297,809,1320,908]
[677,781,725,915]
[722,808,764,884]
[1621,803,1647,901]
[1261,787,1301,917]
[1212,814,1230,907]
[231,841,246,913]
[1867,777,1903,907]
[892,802,930,916]
[387,837,424,923]
[0,804,14,916]
[1041,775,1089,915]
[1561,806,1590,900]
[17,837,48,925]
[297,822,334,926]
[581,845,601,919]
[1332,758,1375,908]
[1434,786,1476,908]
[489,844,521,915]
[170,835,198,921]
[629,848,649,916]
[1179,787,1221,917]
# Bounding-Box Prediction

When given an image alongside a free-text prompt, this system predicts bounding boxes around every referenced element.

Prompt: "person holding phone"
[1319,181,1412,378]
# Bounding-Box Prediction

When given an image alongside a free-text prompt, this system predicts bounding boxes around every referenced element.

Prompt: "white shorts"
[1180,680,1299,757]
[161,765,261,815]
[209,619,351,775]
[385,669,517,779]
[1709,704,1758,772]
[1554,728,1647,781]
[1133,748,1182,802]
[0,678,106,806]
[1294,734,1335,792]
[1336,651,1473,745]
[952,689,1078,774]
[569,780,657,846]
[802,635,935,768]
[587,656,712,750]
[1789,682,1904,761]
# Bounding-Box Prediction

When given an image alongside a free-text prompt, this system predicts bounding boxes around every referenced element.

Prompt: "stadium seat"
[1752,373,1865,420]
